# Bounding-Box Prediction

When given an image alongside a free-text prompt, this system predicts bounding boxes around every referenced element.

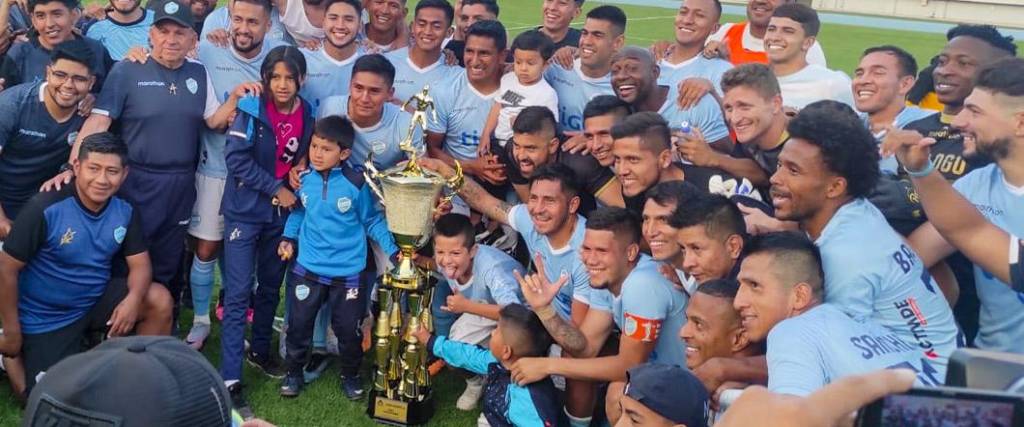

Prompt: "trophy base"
[366,390,435,426]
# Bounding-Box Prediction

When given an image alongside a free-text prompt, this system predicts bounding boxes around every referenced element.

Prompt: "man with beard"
[769,101,959,378]
[184,0,283,351]
[0,40,94,232]
[610,47,729,149]
[383,0,459,102]
[705,0,825,67]
[852,45,933,174]
[7,0,112,91]
[766,4,853,110]
[442,0,497,67]
[898,24,1015,182]
[299,0,363,110]
[362,0,408,54]
[200,0,291,46]
[538,0,582,51]
[85,0,153,60]
[509,207,687,427]
[888,58,1024,355]
[545,5,623,134]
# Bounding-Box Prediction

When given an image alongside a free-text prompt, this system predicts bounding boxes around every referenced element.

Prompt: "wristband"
[535,304,557,321]
[58,162,73,173]
[903,161,935,178]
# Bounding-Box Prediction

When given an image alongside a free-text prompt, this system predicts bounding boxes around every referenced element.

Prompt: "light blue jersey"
[544,59,614,132]
[767,304,938,396]
[197,40,283,178]
[862,106,937,173]
[657,56,733,95]
[442,245,524,307]
[658,85,730,143]
[317,95,423,170]
[427,71,498,161]
[815,198,959,376]
[953,164,1024,354]
[383,47,461,103]
[85,10,153,60]
[200,6,293,45]
[508,204,590,320]
[589,257,688,368]
[300,47,364,113]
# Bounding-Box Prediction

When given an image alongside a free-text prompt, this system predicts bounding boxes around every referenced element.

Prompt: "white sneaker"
[456,376,485,411]
[185,323,211,350]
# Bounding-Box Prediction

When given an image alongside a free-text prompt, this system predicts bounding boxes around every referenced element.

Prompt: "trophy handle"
[440,161,465,205]
[363,154,387,206]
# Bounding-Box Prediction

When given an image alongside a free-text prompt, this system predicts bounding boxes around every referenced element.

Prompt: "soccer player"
[510,207,688,427]
[852,45,933,174]
[442,0,497,67]
[0,40,93,229]
[580,95,631,168]
[503,107,622,212]
[299,0,363,110]
[0,133,173,391]
[770,101,959,375]
[680,279,762,384]
[430,213,525,410]
[426,19,507,185]
[706,0,825,67]
[735,232,941,396]
[766,4,853,110]
[899,24,1016,182]
[200,0,291,45]
[221,46,315,416]
[538,0,582,51]
[657,0,733,93]
[610,47,730,149]
[318,54,421,170]
[892,58,1024,354]
[85,0,153,60]
[7,0,112,91]
[641,181,703,293]
[383,0,460,102]
[362,0,408,53]
[671,194,747,285]
[545,5,623,133]
[185,0,283,351]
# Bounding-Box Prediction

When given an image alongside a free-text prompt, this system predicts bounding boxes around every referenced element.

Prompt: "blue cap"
[624,363,709,427]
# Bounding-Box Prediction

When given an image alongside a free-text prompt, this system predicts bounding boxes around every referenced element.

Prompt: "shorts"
[188,173,226,241]
[22,277,129,390]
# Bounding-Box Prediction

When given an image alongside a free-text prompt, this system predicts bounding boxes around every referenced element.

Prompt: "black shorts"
[21,277,129,390]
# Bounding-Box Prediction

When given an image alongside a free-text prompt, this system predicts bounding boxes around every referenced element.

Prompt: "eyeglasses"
[49,69,91,86]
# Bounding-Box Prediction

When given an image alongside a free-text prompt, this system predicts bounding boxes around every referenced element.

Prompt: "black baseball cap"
[23,336,233,427]
[152,0,195,29]
[624,363,709,427]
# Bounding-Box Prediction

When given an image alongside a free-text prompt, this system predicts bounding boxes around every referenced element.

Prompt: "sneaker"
[341,375,365,401]
[245,351,285,379]
[185,322,211,351]
[227,382,254,420]
[303,351,332,384]
[456,376,484,411]
[280,373,303,398]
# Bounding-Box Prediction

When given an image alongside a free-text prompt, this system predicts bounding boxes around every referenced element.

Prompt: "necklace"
[153,57,182,95]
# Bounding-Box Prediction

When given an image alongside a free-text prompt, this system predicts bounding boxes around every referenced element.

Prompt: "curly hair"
[786,101,880,199]
[947,24,1016,56]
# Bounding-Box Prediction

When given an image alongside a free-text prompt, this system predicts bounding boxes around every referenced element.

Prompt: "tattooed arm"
[417,157,513,225]
[535,304,614,357]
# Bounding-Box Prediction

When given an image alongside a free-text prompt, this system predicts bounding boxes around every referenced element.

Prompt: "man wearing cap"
[43,0,237,301]
[614,363,709,427]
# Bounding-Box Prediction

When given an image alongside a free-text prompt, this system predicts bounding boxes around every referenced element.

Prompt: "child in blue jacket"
[277,115,399,399]
[413,303,565,427]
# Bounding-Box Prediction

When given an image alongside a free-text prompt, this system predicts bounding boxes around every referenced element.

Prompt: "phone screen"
[879,393,1016,426]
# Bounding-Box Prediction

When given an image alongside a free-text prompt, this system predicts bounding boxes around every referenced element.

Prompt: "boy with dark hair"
[480,30,558,153]
[277,115,398,399]
[413,303,563,426]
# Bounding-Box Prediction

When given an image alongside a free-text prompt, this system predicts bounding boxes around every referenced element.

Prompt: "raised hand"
[514,253,567,311]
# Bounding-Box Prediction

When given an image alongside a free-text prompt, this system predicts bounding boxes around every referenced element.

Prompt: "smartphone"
[856,386,1024,427]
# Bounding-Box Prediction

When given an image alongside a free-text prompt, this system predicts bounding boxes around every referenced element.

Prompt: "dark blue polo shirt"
[2,184,146,334]
[6,34,113,93]
[0,82,86,219]
[93,59,216,171]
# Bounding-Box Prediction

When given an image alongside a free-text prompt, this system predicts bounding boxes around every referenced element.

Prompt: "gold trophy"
[364,85,463,426]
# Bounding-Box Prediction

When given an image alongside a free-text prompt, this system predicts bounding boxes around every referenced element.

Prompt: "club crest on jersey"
[186,78,198,95]
[66,132,77,146]
[371,140,387,155]
[113,226,126,244]
[337,197,352,213]
[163,1,178,14]
[295,284,310,301]
[59,227,76,246]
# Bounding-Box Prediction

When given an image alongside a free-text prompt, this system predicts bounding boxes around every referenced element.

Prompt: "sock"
[566,407,592,427]
[190,256,216,317]
[194,313,211,325]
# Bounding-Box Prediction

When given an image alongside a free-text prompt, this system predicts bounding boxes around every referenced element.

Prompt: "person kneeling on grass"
[413,303,565,427]
[277,115,399,400]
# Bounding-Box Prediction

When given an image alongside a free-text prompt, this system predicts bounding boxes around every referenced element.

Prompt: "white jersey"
[776,64,854,110]
[708,22,827,67]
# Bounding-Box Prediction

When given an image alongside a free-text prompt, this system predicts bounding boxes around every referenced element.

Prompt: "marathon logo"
[137,81,167,87]
[17,129,46,138]
[894,298,939,359]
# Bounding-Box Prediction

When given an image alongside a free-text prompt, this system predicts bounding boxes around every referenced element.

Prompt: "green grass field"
[1,1,1023,426]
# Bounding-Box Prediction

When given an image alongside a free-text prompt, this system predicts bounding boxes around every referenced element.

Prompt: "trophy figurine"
[365,85,463,425]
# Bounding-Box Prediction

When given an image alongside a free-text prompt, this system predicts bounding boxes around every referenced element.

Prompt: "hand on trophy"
[513,254,568,312]
[411,322,431,345]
